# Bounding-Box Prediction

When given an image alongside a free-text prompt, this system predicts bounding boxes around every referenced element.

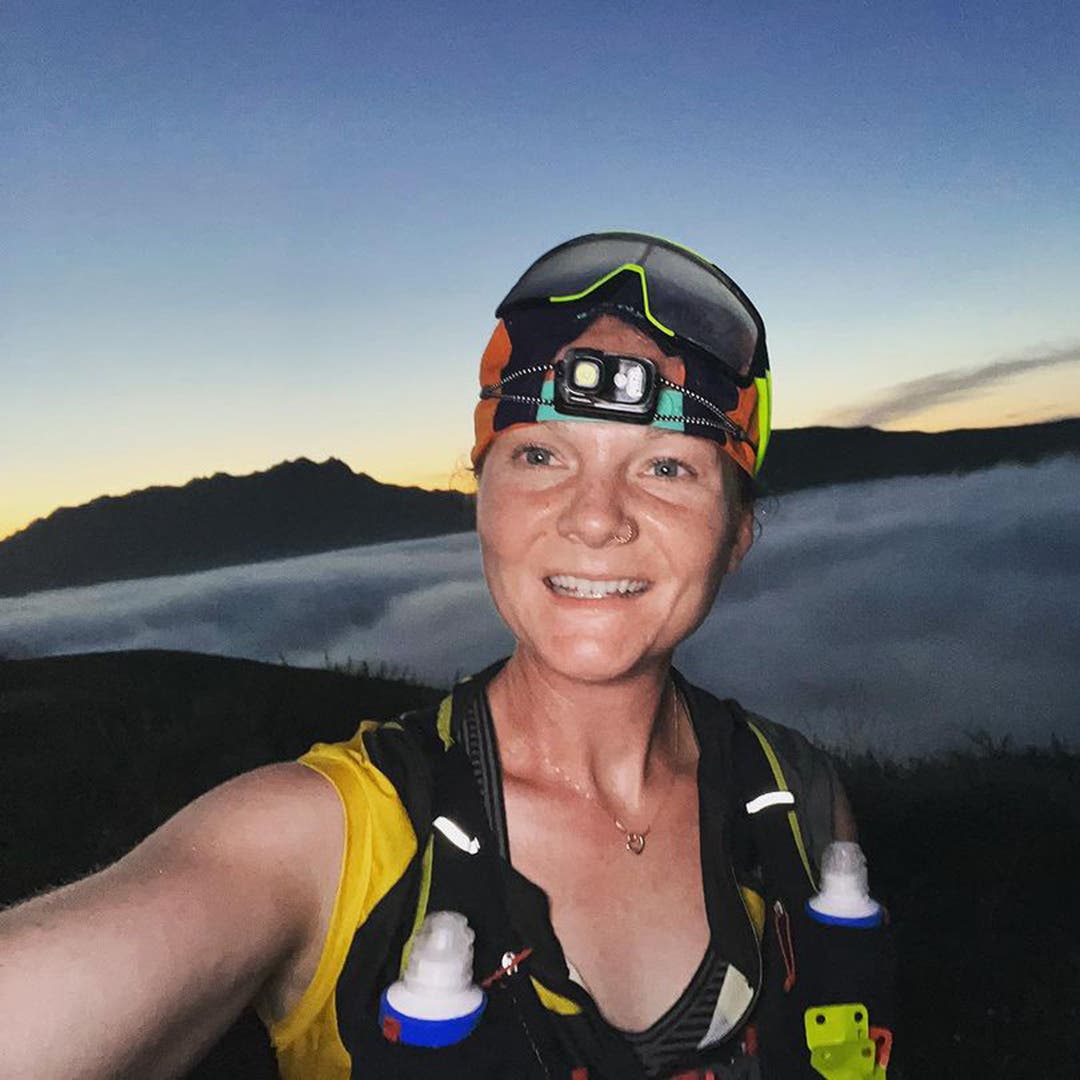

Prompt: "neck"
[488,648,688,813]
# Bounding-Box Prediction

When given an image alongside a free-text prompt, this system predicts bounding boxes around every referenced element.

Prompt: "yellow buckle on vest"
[804,1003,886,1078]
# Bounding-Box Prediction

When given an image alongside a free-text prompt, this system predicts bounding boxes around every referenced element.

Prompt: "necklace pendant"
[625,832,646,855]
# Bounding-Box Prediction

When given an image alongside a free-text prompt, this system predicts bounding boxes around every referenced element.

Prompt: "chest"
[503,772,712,1031]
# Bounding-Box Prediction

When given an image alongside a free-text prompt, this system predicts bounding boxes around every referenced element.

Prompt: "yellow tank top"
[267,724,418,1079]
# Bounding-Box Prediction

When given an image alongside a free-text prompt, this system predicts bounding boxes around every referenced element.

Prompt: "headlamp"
[554,349,659,423]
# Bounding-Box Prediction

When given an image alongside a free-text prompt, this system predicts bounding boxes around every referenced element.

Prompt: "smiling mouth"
[544,574,651,599]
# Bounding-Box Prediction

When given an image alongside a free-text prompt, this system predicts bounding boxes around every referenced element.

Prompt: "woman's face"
[477,316,753,684]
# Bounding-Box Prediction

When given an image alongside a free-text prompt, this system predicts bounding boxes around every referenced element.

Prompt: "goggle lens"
[497,233,765,382]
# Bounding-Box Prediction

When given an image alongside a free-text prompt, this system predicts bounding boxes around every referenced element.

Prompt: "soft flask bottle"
[758,840,896,1077]
[378,911,487,1048]
[807,841,883,928]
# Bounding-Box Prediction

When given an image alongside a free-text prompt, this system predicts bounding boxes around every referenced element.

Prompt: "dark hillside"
[2,651,1078,1077]
[839,745,1080,1077]
[0,651,445,1078]
[0,650,442,901]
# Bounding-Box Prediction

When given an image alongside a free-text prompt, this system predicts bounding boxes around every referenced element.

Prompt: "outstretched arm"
[0,762,343,1079]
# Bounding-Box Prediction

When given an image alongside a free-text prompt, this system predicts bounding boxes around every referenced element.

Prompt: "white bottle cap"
[385,911,485,1021]
[807,841,882,921]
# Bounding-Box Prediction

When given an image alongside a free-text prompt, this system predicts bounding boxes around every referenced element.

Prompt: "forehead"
[555,313,689,395]
[557,313,672,363]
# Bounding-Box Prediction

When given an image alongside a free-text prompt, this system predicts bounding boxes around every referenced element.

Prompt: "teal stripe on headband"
[536,379,685,431]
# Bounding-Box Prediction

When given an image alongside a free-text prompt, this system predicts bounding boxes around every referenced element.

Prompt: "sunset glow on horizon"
[5,387,1077,543]
[5,2,1078,545]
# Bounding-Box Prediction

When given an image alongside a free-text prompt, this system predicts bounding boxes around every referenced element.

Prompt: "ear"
[722,508,755,576]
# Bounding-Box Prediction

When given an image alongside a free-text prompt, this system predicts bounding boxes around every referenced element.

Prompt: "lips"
[544,574,651,599]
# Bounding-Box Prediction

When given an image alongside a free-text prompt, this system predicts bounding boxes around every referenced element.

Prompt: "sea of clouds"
[2,456,1077,757]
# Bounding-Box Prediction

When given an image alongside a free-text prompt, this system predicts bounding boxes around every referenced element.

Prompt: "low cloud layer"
[831,343,1080,427]
[2,457,1077,757]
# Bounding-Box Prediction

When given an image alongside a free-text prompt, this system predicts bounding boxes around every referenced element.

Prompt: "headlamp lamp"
[554,349,659,423]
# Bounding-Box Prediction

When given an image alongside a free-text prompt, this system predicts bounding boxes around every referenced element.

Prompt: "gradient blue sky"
[4,0,1079,538]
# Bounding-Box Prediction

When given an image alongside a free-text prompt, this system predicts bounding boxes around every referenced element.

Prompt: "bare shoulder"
[9,760,343,930]
[144,760,343,868]
[125,760,346,990]
[151,761,348,1018]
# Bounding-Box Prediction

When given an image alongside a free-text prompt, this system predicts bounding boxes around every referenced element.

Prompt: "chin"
[522,632,664,685]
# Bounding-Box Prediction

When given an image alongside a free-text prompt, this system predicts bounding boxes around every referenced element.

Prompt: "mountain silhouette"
[0,458,475,597]
[1,418,1077,598]
[762,417,1080,493]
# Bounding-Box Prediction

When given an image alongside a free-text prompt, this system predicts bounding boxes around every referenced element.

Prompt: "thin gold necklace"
[541,684,684,855]
[612,687,682,854]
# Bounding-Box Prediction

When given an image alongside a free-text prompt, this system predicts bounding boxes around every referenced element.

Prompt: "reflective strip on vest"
[745,790,796,815]
[433,815,481,854]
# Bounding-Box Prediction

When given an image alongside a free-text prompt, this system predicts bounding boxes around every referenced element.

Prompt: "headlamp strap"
[480,362,754,448]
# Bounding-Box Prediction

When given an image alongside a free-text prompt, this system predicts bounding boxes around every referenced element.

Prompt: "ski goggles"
[473,232,773,477]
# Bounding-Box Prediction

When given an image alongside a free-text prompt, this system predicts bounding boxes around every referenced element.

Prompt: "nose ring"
[611,521,637,545]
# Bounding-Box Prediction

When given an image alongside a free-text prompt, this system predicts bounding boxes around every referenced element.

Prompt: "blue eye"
[649,457,689,478]
[515,444,554,466]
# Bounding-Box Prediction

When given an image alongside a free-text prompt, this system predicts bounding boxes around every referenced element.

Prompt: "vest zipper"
[772,899,796,992]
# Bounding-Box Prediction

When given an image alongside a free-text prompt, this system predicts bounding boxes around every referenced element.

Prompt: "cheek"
[476,476,512,552]
[476,485,537,598]
[665,513,733,605]
[477,469,558,556]
[477,514,513,585]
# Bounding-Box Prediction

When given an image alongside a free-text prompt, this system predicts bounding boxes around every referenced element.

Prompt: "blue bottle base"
[379,989,487,1047]
[805,899,883,928]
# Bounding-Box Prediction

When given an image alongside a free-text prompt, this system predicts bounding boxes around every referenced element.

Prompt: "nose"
[556,472,637,549]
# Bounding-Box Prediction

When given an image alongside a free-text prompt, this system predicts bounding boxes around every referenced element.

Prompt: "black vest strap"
[340,670,891,1079]
[426,677,651,1080]
[725,699,818,907]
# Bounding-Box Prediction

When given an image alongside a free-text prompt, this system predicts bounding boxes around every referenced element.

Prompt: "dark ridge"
[2,420,1077,598]
[0,457,475,597]
[761,416,1080,493]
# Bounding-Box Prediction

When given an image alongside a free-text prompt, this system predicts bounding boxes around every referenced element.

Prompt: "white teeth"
[546,574,650,599]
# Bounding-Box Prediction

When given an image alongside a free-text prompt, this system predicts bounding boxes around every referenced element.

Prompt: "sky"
[3,0,1079,540]
[4,457,1077,757]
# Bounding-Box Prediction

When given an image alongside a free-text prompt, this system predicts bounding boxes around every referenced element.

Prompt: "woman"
[0,233,887,1079]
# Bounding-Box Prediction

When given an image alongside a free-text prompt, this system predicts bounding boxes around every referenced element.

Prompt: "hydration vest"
[275,663,895,1079]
